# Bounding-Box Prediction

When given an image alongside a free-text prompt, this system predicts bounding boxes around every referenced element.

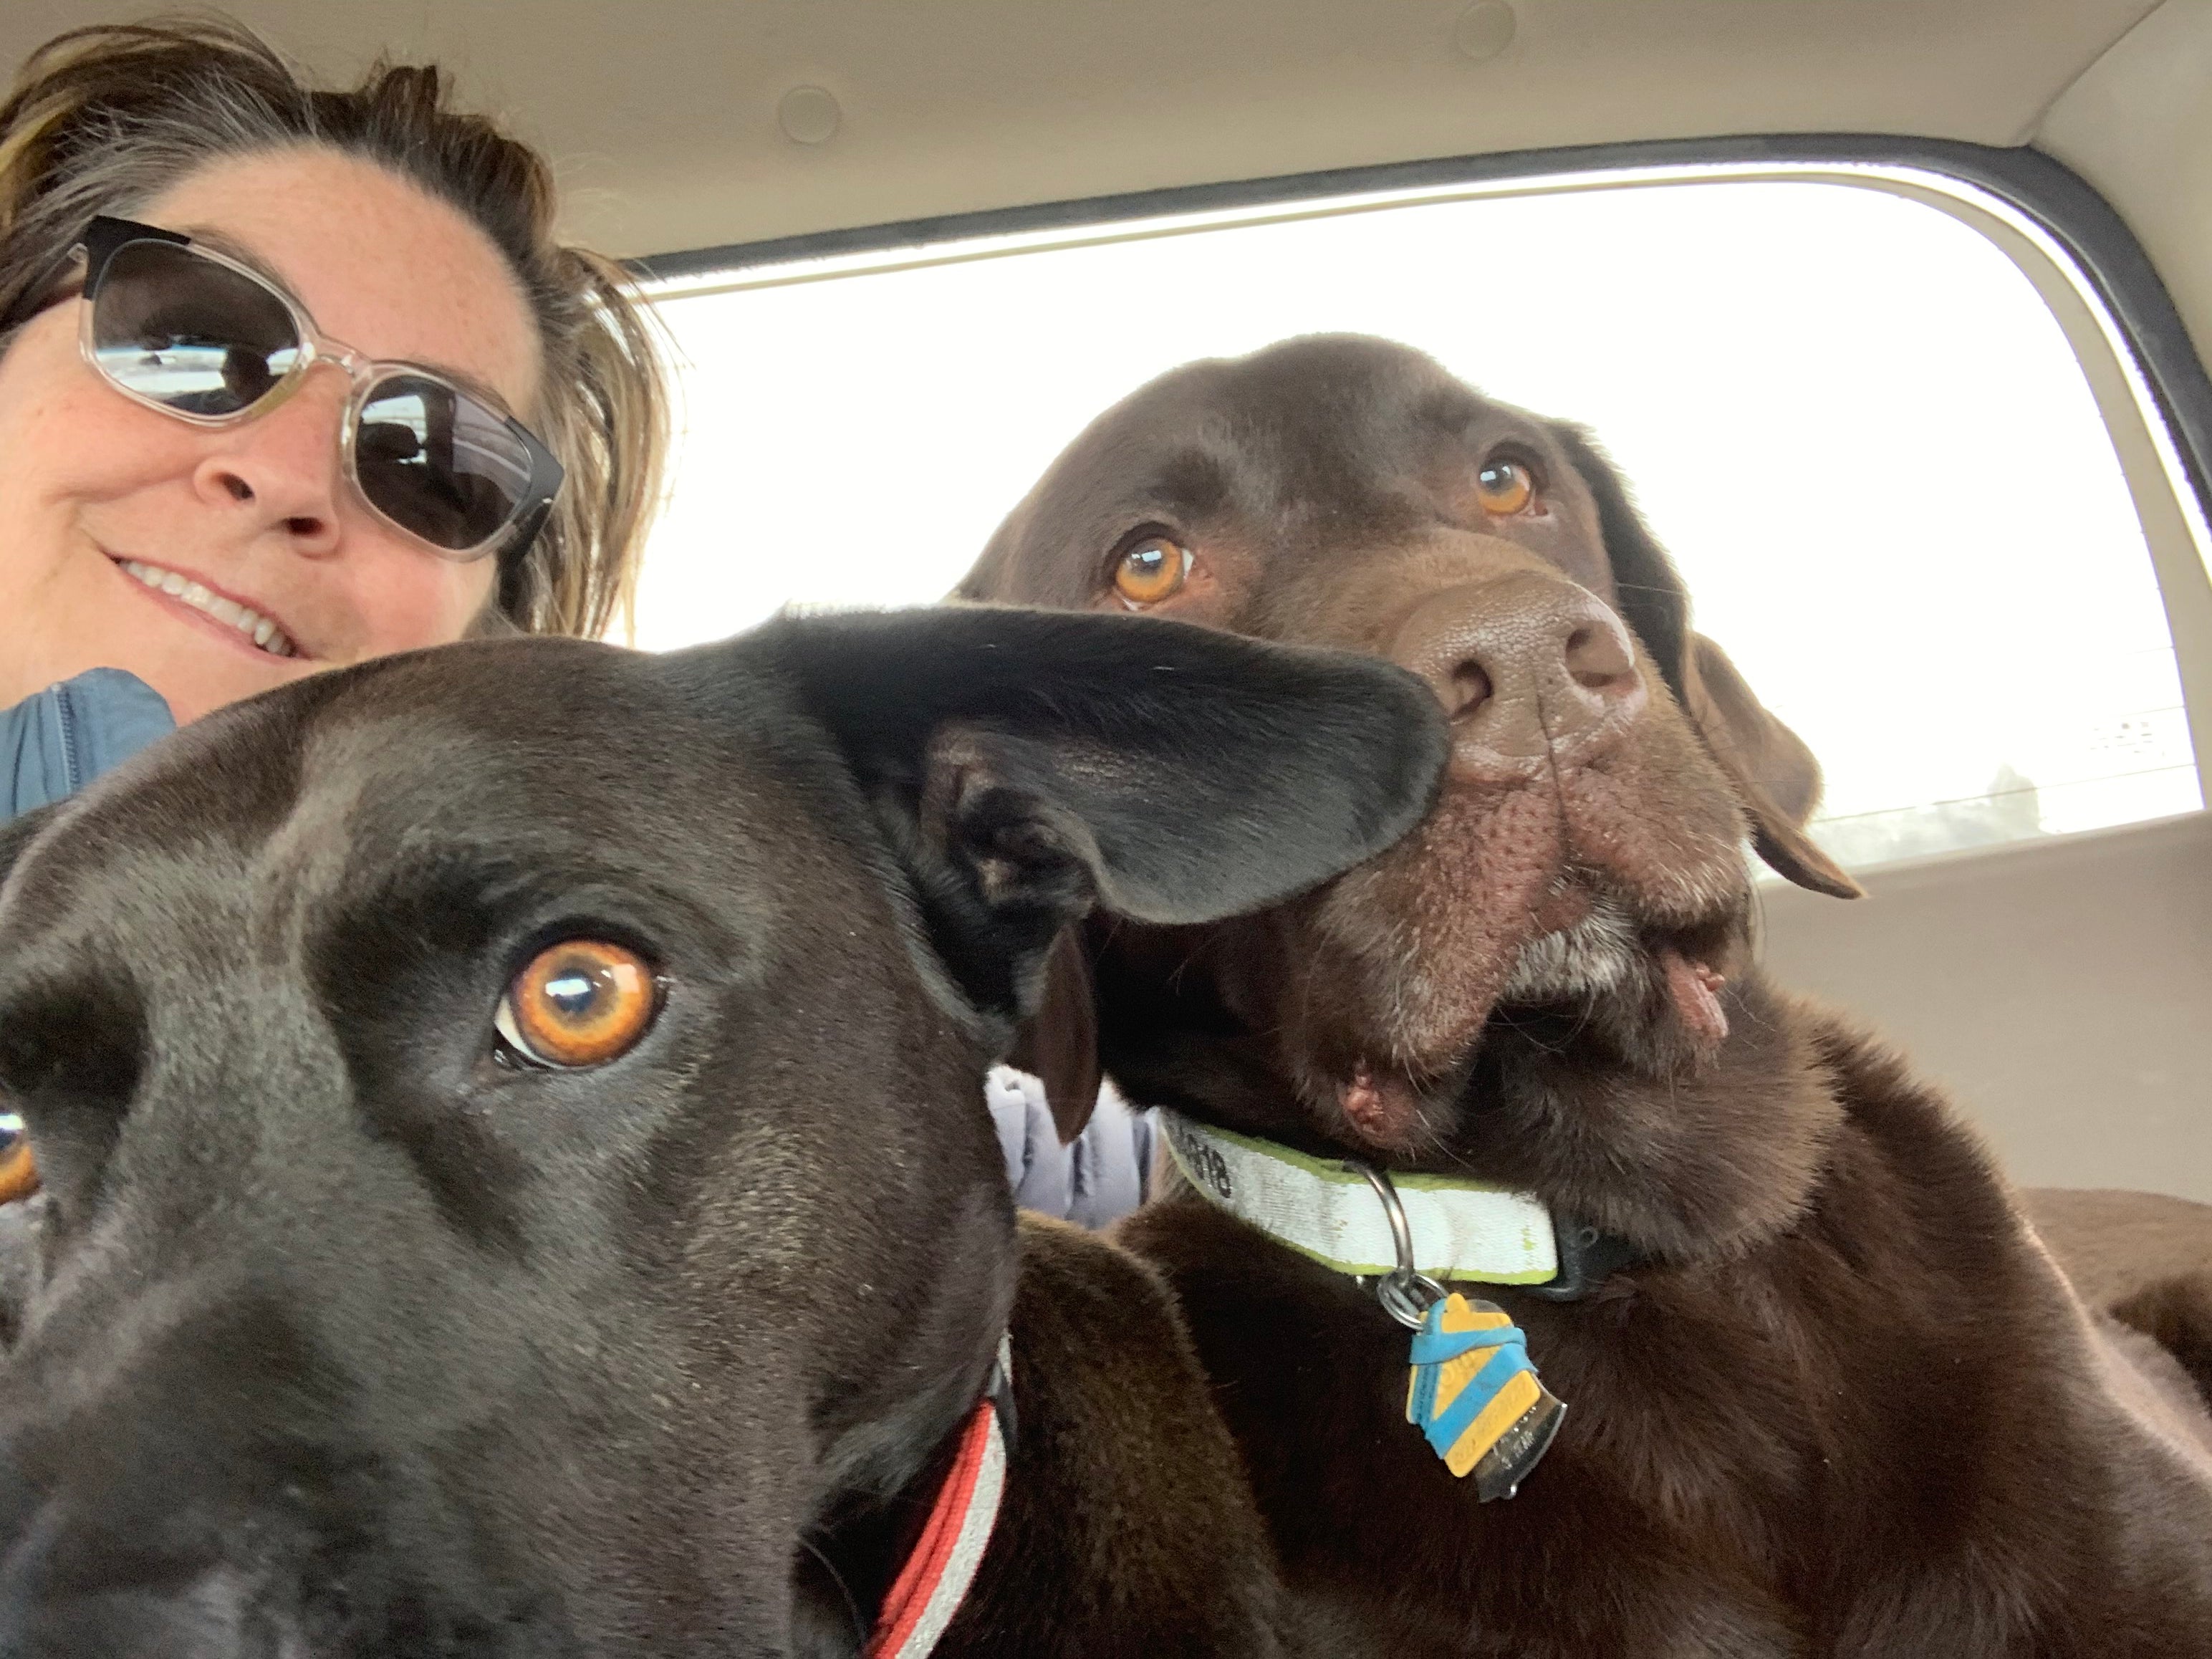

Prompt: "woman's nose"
[188,370,350,553]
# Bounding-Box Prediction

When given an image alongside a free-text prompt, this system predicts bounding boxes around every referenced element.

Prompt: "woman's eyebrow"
[174,222,521,417]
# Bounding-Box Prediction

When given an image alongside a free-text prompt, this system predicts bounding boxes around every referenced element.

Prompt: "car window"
[633,178,2199,874]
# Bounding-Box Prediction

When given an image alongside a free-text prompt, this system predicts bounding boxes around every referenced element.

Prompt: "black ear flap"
[1006,928,1102,1143]
[1547,419,1860,900]
[749,605,1450,1054]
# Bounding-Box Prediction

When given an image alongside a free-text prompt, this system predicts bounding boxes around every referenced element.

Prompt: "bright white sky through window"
[632,178,2200,870]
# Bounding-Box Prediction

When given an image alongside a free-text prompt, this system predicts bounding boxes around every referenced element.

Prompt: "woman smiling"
[0,16,666,812]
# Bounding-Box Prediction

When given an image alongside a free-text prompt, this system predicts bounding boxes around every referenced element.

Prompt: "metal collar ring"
[1355,1163,1446,1330]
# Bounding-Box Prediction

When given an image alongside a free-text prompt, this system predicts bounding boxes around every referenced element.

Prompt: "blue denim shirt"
[2,668,176,824]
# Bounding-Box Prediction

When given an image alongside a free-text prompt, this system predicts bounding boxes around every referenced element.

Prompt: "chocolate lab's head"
[0,609,1443,1655]
[962,335,1860,1239]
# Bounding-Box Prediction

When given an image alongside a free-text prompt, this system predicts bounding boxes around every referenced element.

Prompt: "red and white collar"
[863,1335,1015,1659]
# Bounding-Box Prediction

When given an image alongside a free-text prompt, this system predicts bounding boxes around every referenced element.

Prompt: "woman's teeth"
[119,559,297,657]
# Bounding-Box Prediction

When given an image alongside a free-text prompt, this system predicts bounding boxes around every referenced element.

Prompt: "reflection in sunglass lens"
[355,375,533,552]
[90,239,302,418]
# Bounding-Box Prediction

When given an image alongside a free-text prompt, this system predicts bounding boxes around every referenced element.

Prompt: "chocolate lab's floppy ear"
[1678,634,1860,898]
[1546,421,1860,900]
[735,605,1451,1062]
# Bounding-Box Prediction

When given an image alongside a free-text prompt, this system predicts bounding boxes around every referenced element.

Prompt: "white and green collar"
[1158,1110,1559,1285]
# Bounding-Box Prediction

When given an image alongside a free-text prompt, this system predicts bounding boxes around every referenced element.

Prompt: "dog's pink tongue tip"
[1660,947,1730,1048]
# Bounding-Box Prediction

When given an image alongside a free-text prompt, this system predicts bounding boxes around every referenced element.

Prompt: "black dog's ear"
[1006,928,1101,1143]
[751,605,1451,1054]
[1547,421,1860,900]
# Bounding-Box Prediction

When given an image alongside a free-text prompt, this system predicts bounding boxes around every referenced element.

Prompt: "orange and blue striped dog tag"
[1405,1293,1565,1501]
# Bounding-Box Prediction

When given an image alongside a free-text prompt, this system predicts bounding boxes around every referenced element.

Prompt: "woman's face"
[0,147,543,723]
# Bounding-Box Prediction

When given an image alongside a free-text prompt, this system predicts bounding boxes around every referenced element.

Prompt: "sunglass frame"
[75,215,562,563]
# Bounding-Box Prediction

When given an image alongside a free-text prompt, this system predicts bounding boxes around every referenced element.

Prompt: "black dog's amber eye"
[1112,537,1193,607]
[1475,458,1536,516]
[0,1113,37,1205]
[495,941,658,1069]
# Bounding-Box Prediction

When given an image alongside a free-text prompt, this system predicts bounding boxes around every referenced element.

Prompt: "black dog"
[0,607,1446,1657]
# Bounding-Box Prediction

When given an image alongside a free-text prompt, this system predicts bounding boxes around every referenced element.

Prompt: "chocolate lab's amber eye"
[0,1113,37,1205]
[1475,458,1536,516]
[1112,537,1193,607]
[495,941,658,1069]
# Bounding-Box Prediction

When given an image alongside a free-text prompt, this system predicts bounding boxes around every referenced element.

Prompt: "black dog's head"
[962,335,1861,1245]
[0,607,1444,1656]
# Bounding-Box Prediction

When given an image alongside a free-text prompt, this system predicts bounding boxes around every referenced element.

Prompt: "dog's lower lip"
[1338,1063,1398,1140]
[1335,1060,1446,1154]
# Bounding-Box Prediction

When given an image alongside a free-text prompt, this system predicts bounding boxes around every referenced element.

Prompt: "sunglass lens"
[89,239,303,417]
[355,374,534,552]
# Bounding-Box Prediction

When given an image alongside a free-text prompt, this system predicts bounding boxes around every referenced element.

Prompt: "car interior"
[4,0,2203,1218]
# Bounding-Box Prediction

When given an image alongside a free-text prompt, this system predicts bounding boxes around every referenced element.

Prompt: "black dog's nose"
[1390,574,1647,774]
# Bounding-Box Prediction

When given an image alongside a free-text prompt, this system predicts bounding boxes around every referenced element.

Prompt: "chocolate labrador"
[0,607,1448,1658]
[961,333,2212,1657]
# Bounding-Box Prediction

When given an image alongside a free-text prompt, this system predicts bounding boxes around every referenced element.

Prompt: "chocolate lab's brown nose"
[1390,575,1647,776]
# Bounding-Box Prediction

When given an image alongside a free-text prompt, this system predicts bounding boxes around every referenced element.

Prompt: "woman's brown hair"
[0,14,668,638]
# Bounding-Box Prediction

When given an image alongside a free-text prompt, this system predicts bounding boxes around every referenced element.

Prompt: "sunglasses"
[67,216,561,560]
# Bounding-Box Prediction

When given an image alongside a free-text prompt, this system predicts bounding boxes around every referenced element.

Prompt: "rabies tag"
[1405,1292,1564,1501]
